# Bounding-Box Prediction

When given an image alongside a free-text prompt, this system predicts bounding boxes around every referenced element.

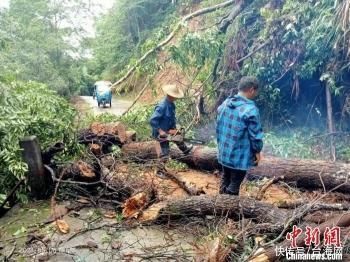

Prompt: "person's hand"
[168,129,178,135]
[254,153,262,165]
[159,129,167,138]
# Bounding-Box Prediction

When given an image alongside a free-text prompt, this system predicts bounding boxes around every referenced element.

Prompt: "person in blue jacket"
[150,84,192,176]
[216,76,263,195]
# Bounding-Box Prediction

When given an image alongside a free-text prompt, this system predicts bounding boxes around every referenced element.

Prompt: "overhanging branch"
[111,0,236,91]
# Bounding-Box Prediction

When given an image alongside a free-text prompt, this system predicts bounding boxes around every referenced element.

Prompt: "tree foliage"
[0,81,76,202]
[0,0,93,96]
[214,0,350,129]
[91,0,176,79]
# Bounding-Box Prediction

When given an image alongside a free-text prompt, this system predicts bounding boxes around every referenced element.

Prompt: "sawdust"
[142,170,188,200]
[139,202,167,222]
[241,181,300,207]
[194,237,231,262]
[176,170,220,196]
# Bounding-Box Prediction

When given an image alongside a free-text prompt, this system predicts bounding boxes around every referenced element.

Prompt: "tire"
[109,100,112,107]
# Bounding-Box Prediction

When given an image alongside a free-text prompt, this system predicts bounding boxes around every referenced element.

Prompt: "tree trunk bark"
[156,195,289,225]
[122,142,350,193]
[248,157,350,193]
[218,0,245,33]
[20,136,52,199]
[325,83,336,161]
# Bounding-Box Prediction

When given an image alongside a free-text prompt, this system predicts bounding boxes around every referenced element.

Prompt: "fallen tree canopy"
[34,122,350,262]
[122,141,350,193]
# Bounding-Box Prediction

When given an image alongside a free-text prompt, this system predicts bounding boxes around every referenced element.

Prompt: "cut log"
[90,122,125,136]
[121,142,350,193]
[122,141,162,160]
[155,195,289,225]
[89,143,102,156]
[122,191,152,219]
[249,157,350,194]
[121,141,219,169]
[125,131,137,143]
[61,161,97,182]
[78,130,122,154]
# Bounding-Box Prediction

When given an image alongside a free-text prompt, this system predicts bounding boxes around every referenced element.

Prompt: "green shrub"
[263,130,349,160]
[0,81,76,201]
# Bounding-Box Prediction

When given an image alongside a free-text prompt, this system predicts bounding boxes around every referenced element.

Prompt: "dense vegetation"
[0,0,94,201]
[90,0,178,80]
[88,0,350,158]
[0,81,76,203]
[0,0,94,96]
[87,0,350,130]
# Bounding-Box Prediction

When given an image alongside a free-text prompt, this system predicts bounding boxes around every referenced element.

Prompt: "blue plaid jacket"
[150,97,176,138]
[216,94,263,170]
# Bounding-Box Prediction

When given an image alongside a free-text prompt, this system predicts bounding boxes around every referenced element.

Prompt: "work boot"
[182,144,193,155]
[176,142,193,155]
[227,170,246,196]
[219,169,230,194]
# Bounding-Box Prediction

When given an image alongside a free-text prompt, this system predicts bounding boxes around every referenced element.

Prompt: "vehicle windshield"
[96,83,111,93]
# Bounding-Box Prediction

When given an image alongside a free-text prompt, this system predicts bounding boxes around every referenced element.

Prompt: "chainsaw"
[158,128,206,145]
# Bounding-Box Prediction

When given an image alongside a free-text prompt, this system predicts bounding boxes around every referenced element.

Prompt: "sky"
[0,0,9,9]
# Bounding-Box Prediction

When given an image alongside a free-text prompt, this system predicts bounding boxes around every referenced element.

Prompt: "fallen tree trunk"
[122,142,350,193]
[122,141,219,169]
[156,195,289,225]
[248,157,350,193]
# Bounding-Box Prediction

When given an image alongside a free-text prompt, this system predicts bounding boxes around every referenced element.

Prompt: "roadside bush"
[0,81,76,203]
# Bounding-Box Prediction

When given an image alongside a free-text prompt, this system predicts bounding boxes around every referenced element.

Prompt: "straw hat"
[162,84,184,98]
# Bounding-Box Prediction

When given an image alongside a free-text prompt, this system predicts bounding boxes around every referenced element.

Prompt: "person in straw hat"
[150,84,193,177]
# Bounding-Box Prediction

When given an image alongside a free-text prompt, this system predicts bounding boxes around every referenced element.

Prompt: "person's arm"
[150,104,166,136]
[246,107,264,161]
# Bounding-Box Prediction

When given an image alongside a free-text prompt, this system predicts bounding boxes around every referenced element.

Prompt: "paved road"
[79,96,132,116]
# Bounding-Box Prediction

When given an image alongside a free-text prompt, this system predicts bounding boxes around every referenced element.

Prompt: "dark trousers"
[157,140,188,171]
[220,166,246,195]
[159,140,188,158]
